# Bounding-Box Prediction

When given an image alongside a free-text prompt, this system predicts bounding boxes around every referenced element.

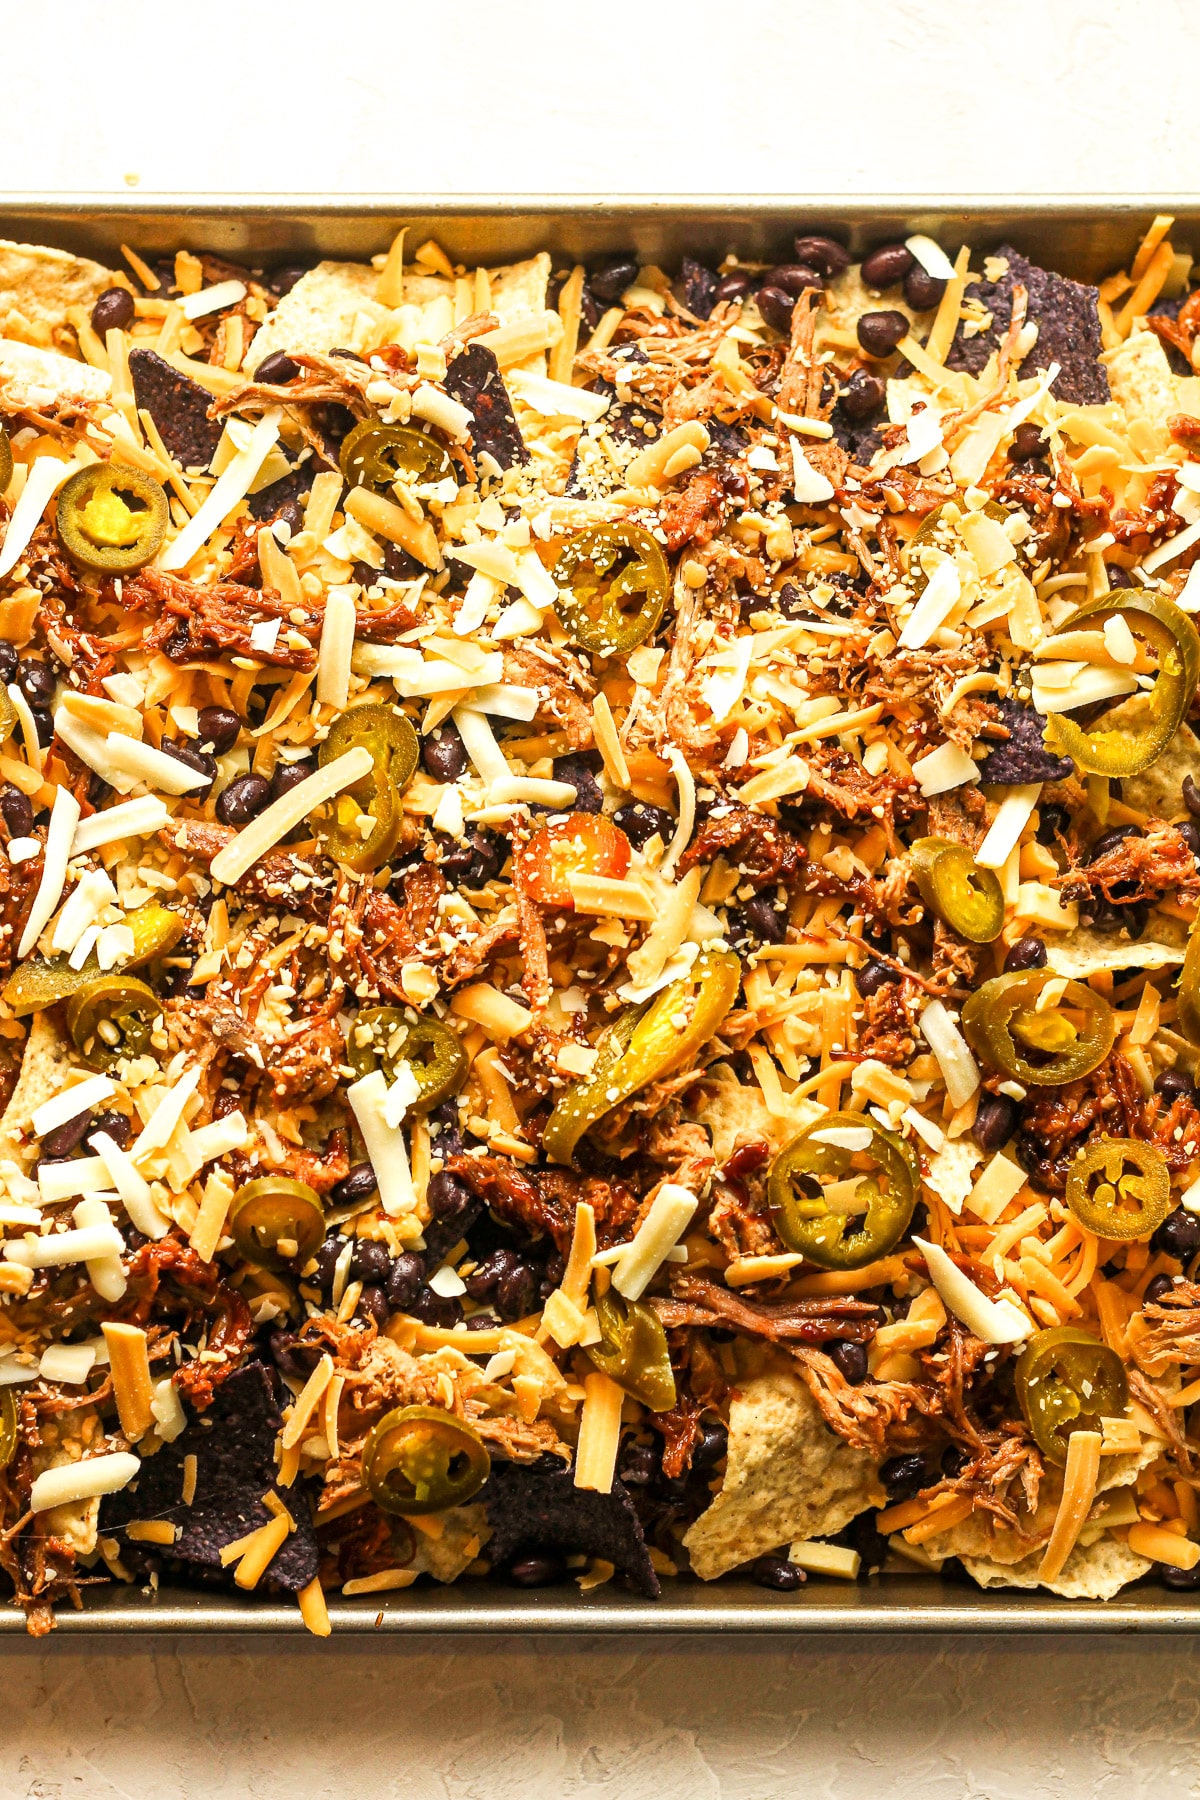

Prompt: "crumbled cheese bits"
[2,210,1200,1631]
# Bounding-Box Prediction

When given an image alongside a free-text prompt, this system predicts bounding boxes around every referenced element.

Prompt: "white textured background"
[4,2,1200,1794]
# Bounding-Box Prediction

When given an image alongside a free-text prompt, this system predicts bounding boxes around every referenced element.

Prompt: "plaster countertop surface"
[4,1,1200,1794]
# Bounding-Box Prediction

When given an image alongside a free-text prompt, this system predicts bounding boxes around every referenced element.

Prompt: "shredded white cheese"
[18,786,81,958]
[208,745,373,887]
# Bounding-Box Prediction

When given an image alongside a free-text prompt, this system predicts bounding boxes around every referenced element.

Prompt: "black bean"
[1107,564,1135,588]
[1009,423,1048,463]
[860,243,915,289]
[829,1340,869,1385]
[1144,1273,1177,1307]
[1160,1561,1200,1590]
[270,757,315,801]
[40,1112,93,1160]
[904,266,947,310]
[351,1239,392,1284]
[549,753,603,814]
[793,234,849,277]
[856,309,909,357]
[331,1162,379,1208]
[386,1252,427,1311]
[713,271,752,305]
[1036,803,1070,846]
[87,772,112,808]
[619,1440,660,1486]
[509,1552,567,1587]
[838,368,886,420]
[735,894,788,947]
[356,1284,390,1330]
[589,255,639,304]
[770,263,823,298]
[0,643,17,685]
[1153,1208,1200,1262]
[463,1246,519,1301]
[746,1553,805,1591]
[216,772,271,826]
[495,1259,538,1321]
[87,1110,131,1149]
[1155,1069,1197,1107]
[854,959,900,997]
[428,1100,465,1160]
[312,1235,344,1290]
[1087,825,1142,863]
[1179,820,1200,862]
[435,825,505,889]
[0,784,31,839]
[408,1287,462,1328]
[973,1091,1018,1154]
[270,1329,323,1381]
[881,1453,928,1498]
[612,801,674,850]
[91,287,135,335]
[421,720,468,783]
[466,1309,500,1331]
[756,285,795,334]
[1004,936,1047,973]
[254,349,301,384]
[692,1420,729,1471]
[265,265,309,298]
[195,705,241,755]
[16,660,53,709]
[31,707,53,748]
[427,1169,474,1225]
[1184,776,1200,821]
[160,738,217,795]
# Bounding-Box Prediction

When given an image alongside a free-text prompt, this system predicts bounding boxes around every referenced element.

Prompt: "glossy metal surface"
[0,195,1196,1634]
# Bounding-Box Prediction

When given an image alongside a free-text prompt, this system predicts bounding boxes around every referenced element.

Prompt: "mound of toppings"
[3,214,1200,1635]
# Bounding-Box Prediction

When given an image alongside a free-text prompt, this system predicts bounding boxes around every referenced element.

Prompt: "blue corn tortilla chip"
[443,342,528,471]
[129,348,224,473]
[976,696,1074,785]
[482,1458,659,1597]
[946,245,1109,407]
[99,1361,318,1593]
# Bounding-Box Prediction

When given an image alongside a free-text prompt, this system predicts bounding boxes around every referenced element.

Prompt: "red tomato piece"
[516,812,632,909]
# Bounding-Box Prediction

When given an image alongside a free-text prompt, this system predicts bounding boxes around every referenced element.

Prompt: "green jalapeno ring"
[319,701,419,797]
[1014,1325,1130,1464]
[56,464,169,574]
[1176,916,1200,1048]
[767,1110,919,1271]
[1041,591,1200,779]
[552,521,670,658]
[544,947,741,1165]
[65,976,161,1071]
[1064,1137,1172,1241]
[961,969,1116,1088]
[229,1177,324,1271]
[339,420,454,493]
[586,1289,677,1411]
[362,1404,490,1515]
[319,764,401,873]
[911,836,1005,944]
[2,901,184,1019]
[0,1387,16,1469]
[347,1006,467,1110]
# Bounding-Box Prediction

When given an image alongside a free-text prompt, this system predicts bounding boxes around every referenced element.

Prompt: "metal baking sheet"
[1,194,1198,1635]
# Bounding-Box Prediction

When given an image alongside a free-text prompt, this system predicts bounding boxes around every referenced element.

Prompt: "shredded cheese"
[573,1371,624,1494]
[347,1071,416,1215]
[101,1321,154,1442]
[18,786,81,958]
[160,408,282,571]
[208,745,373,886]
[29,1451,140,1513]
[914,1236,1029,1345]
[611,1183,699,1301]
[1038,1429,1103,1582]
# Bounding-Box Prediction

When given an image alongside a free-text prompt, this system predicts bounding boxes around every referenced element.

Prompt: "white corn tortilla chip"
[1104,330,1181,449]
[0,239,114,346]
[488,253,550,327]
[689,1067,822,1164]
[683,1368,884,1579]
[1120,722,1200,821]
[0,338,111,410]
[411,1502,489,1583]
[923,1139,981,1214]
[926,1440,1158,1565]
[1045,926,1186,980]
[30,1405,105,1557]
[0,1011,76,1171]
[964,1533,1150,1601]
[245,262,389,368]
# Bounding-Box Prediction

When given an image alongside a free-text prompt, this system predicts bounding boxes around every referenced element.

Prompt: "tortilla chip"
[923,1139,981,1213]
[245,261,389,368]
[976,697,1074,785]
[689,1067,822,1165]
[683,1369,884,1580]
[482,1459,658,1597]
[443,342,528,469]
[1121,722,1200,820]
[1105,330,1180,449]
[0,338,110,410]
[0,1011,76,1171]
[947,245,1108,406]
[129,348,223,472]
[964,1533,1150,1600]
[488,253,550,327]
[411,1503,490,1583]
[1045,925,1186,980]
[0,239,113,347]
[31,1405,105,1556]
[100,1362,318,1593]
[927,1441,1158,1566]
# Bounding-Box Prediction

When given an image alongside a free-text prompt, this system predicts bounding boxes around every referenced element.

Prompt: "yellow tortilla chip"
[0,238,113,346]
[410,1503,490,1582]
[683,1368,883,1579]
[964,1533,1150,1601]
[245,262,388,368]
[689,1068,821,1164]
[1045,925,1186,980]
[0,1011,76,1171]
[1121,722,1200,820]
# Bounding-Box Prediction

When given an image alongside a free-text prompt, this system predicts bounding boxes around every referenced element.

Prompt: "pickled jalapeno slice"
[319,701,419,794]
[229,1177,324,1271]
[56,464,169,573]
[0,1388,16,1469]
[552,521,670,657]
[339,420,454,492]
[911,837,1005,943]
[1015,1326,1129,1464]
[347,1006,467,1110]
[362,1404,490,1515]
[586,1289,677,1411]
[1042,592,1200,778]
[961,969,1116,1087]
[65,976,160,1070]
[3,902,184,1018]
[767,1111,919,1271]
[1064,1137,1172,1241]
